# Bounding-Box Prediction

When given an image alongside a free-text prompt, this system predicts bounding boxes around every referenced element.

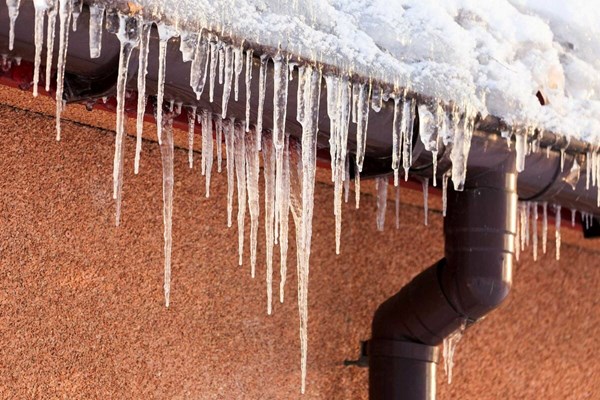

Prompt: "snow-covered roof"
[146,0,600,144]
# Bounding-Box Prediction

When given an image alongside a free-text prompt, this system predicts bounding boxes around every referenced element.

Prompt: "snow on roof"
[149,0,600,144]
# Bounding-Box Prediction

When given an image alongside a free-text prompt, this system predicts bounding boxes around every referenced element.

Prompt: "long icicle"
[134,20,151,174]
[245,128,260,279]
[55,0,73,141]
[155,23,177,145]
[44,0,57,93]
[160,114,175,307]
[234,123,247,266]
[273,53,290,246]
[32,0,47,98]
[391,94,402,186]
[256,55,268,149]
[245,49,254,134]
[112,13,140,226]
[297,64,322,394]
[224,118,235,227]
[355,82,370,172]
[221,44,234,118]
[263,133,276,311]
[401,95,416,181]
[279,135,291,303]
[208,38,217,102]
[216,117,223,173]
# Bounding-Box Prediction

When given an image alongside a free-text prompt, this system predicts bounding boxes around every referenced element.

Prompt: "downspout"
[368,157,517,400]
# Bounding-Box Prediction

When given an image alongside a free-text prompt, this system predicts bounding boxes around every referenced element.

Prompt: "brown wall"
[0,88,598,399]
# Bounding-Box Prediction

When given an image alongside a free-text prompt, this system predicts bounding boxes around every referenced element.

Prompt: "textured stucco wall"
[0,87,598,399]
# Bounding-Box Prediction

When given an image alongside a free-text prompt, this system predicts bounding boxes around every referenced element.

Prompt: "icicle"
[355,82,370,172]
[560,149,565,172]
[218,45,224,85]
[418,103,439,186]
[71,0,82,31]
[159,115,175,307]
[55,0,74,141]
[88,3,105,58]
[355,171,361,209]
[401,97,416,181]
[395,185,400,229]
[449,106,475,190]
[234,123,247,266]
[542,202,548,254]
[189,31,209,100]
[187,107,197,168]
[564,158,581,190]
[44,0,57,92]
[586,151,591,190]
[256,55,268,137]
[274,53,290,246]
[375,177,388,231]
[344,155,350,203]
[134,20,151,174]
[179,30,197,63]
[391,95,402,186]
[571,209,576,227]
[224,118,235,227]
[515,207,520,261]
[371,84,382,112]
[245,49,253,133]
[443,321,466,384]
[325,74,338,183]
[263,134,276,309]
[555,205,561,260]
[222,44,234,118]
[7,0,21,51]
[110,13,140,226]
[592,152,598,188]
[32,0,48,98]
[201,111,214,197]
[279,136,291,303]
[422,178,429,226]
[245,128,260,280]
[296,64,322,394]
[233,45,243,102]
[155,23,177,145]
[216,117,223,173]
[351,83,358,124]
[325,75,350,254]
[208,39,217,102]
[442,170,450,217]
[532,203,538,261]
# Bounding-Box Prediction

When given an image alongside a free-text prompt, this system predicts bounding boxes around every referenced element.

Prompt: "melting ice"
[7,0,595,394]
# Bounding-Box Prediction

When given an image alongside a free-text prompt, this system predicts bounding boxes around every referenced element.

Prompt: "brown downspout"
[368,157,517,400]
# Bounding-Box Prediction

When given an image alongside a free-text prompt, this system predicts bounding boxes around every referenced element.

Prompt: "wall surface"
[0,87,598,399]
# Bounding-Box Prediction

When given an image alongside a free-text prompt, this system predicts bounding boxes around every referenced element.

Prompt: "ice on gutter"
[2,0,599,394]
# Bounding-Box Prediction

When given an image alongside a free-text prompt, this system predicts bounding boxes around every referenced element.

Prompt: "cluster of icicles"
[4,0,592,393]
